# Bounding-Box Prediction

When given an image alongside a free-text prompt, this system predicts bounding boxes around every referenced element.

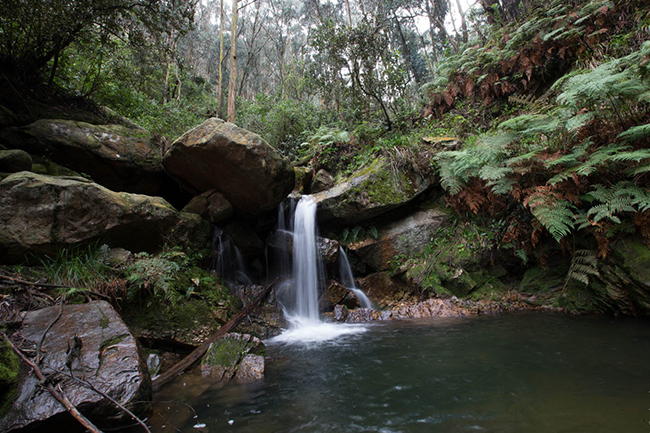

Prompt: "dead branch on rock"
[56,371,152,433]
[0,274,110,300]
[1,332,104,433]
[152,277,279,391]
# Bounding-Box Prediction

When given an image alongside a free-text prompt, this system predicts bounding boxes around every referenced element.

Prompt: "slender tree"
[227,0,239,122]
[217,0,226,118]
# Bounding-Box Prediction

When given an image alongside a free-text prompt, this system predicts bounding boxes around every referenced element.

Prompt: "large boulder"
[0,119,166,195]
[312,157,431,225]
[348,207,448,272]
[0,149,32,173]
[182,189,234,224]
[163,118,295,216]
[0,172,209,263]
[0,301,151,432]
[200,333,265,382]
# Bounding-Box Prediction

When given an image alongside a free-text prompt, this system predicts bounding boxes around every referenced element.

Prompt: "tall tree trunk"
[345,0,353,26]
[217,0,226,118]
[227,0,238,123]
[454,0,468,43]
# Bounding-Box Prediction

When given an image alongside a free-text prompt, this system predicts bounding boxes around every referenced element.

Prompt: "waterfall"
[212,228,250,286]
[339,249,373,309]
[291,196,323,320]
[271,196,370,344]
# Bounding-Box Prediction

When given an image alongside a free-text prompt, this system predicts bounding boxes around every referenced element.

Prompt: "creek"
[149,312,650,432]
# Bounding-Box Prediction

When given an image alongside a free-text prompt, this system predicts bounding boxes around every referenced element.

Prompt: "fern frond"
[611,149,650,162]
[526,193,575,242]
[565,249,599,287]
[585,182,650,222]
[617,124,650,143]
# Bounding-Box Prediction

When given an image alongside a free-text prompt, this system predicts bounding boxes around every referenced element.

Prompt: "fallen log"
[152,277,279,391]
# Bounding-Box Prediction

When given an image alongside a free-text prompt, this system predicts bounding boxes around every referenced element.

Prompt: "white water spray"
[271,196,369,344]
[291,196,322,320]
[339,249,373,309]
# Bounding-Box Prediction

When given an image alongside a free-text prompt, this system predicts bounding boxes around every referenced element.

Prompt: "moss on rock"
[0,339,20,417]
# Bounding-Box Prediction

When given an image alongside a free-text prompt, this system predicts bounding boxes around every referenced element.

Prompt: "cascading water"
[271,195,369,344]
[339,248,373,309]
[290,196,322,320]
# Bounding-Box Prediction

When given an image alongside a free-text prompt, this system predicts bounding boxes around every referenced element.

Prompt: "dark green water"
[151,313,650,433]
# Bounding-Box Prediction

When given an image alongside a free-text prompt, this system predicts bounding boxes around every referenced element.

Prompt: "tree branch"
[1,333,103,433]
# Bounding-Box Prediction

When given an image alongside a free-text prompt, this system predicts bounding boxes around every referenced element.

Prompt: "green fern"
[564,249,599,289]
[526,193,576,242]
[585,182,650,223]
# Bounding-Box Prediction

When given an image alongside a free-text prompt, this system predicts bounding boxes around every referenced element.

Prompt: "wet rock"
[293,166,314,194]
[105,247,133,268]
[200,333,265,382]
[311,169,335,193]
[312,157,431,225]
[0,119,166,195]
[318,237,340,263]
[182,189,234,224]
[0,172,209,263]
[232,285,285,339]
[147,353,162,378]
[235,354,265,382]
[225,220,264,258]
[333,304,349,321]
[357,272,417,309]
[321,280,360,312]
[0,149,32,173]
[124,298,228,347]
[389,298,472,319]
[349,207,448,272]
[163,118,295,216]
[0,301,151,432]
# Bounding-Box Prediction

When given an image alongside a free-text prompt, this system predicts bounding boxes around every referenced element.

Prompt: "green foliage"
[237,94,332,158]
[435,40,650,253]
[125,251,181,302]
[340,225,379,245]
[525,193,576,242]
[564,249,599,288]
[0,338,20,416]
[583,182,650,224]
[40,244,112,295]
[0,0,195,77]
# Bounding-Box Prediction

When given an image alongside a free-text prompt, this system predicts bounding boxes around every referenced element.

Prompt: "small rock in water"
[193,423,208,432]
[228,420,234,425]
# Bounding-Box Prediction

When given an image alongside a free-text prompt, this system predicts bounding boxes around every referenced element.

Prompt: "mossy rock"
[124,297,235,347]
[200,333,265,381]
[0,339,20,417]
[312,157,431,225]
[519,263,568,294]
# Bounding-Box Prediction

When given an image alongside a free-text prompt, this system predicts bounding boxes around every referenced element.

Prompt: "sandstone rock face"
[349,207,448,272]
[293,166,314,194]
[0,119,165,195]
[0,301,151,432]
[0,172,208,263]
[163,118,295,216]
[585,238,650,316]
[357,272,418,309]
[311,169,335,193]
[200,333,265,382]
[182,189,233,224]
[312,158,431,225]
[0,149,32,173]
[235,354,265,382]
